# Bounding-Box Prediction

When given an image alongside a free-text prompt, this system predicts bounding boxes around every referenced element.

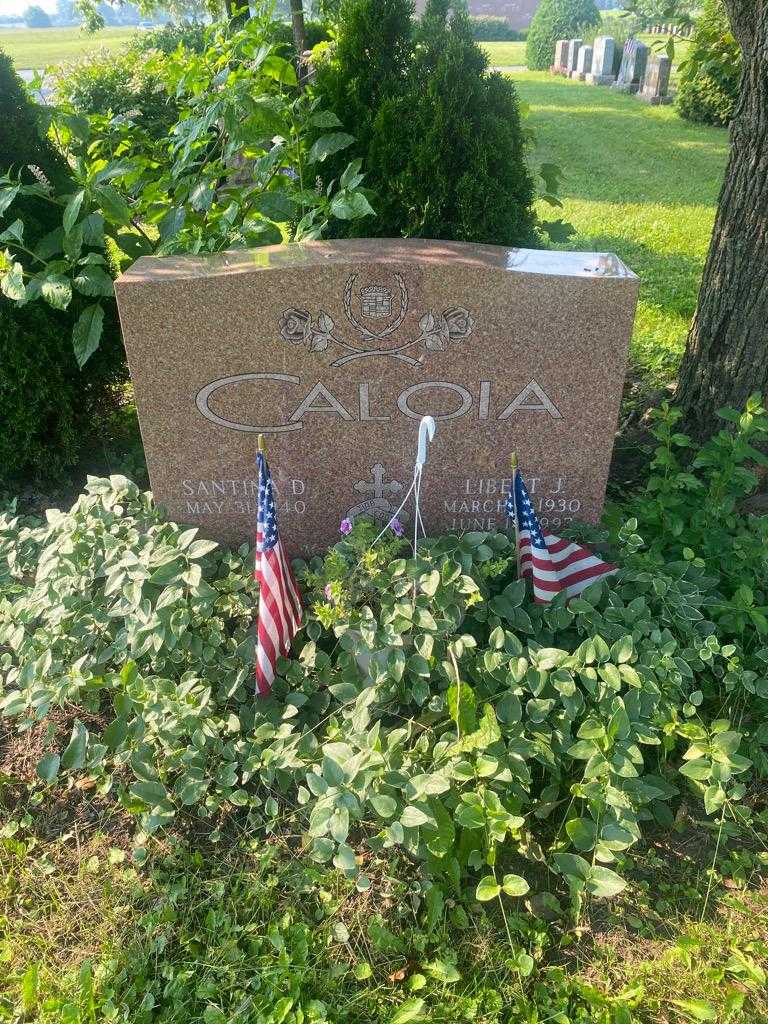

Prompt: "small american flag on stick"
[505,458,617,604]
[255,444,302,695]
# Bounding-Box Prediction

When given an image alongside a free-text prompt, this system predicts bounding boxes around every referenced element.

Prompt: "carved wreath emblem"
[278,272,474,367]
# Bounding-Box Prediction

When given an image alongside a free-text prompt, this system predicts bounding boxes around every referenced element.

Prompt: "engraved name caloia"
[195,375,562,433]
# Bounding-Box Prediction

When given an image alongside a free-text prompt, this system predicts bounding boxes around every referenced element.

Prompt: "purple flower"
[339,518,353,536]
[324,583,334,601]
[389,518,404,538]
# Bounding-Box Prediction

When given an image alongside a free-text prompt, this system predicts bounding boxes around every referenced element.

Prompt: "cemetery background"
[1,2,767,1024]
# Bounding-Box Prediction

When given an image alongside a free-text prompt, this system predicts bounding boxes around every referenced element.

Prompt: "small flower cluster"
[27,164,52,194]
[340,516,403,538]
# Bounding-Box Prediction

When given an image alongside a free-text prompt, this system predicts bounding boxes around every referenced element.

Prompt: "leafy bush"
[128,20,207,54]
[315,0,538,246]
[0,49,126,482]
[525,0,601,71]
[2,400,767,907]
[271,18,333,52]
[51,46,181,142]
[468,15,526,41]
[677,0,741,127]
[0,15,374,366]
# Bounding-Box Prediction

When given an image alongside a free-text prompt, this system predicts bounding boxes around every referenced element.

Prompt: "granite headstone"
[573,44,593,80]
[585,35,616,85]
[639,54,672,104]
[613,38,648,93]
[552,39,569,74]
[114,240,638,555]
[566,37,583,74]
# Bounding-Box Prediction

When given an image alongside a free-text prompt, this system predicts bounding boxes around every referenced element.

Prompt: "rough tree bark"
[676,0,768,436]
[290,0,307,58]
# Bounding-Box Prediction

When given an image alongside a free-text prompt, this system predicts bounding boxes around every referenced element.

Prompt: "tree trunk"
[676,0,768,436]
[290,0,307,56]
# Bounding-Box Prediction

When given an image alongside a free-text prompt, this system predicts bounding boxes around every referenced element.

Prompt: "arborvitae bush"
[677,0,741,127]
[0,50,126,483]
[525,0,601,71]
[315,0,537,246]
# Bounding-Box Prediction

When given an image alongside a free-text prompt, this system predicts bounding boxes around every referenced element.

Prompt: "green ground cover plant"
[1,400,767,1023]
[0,26,136,69]
[2,402,767,896]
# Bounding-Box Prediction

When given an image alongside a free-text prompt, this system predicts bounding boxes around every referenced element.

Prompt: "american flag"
[505,469,617,603]
[255,451,303,695]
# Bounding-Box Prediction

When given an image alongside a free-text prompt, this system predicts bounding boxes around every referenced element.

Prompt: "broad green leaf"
[63,190,85,234]
[73,266,114,298]
[41,273,73,310]
[1,261,25,301]
[0,184,20,216]
[330,190,375,220]
[72,303,104,367]
[501,874,530,897]
[131,780,168,806]
[308,132,355,164]
[552,852,590,880]
[0,218,24,244]
[252,191,297,222]
[401,804,430,828]
[61,720,88,771]
[670,998,717,1021]
[566,816,597,851]
[93,184,132,227]
[587,865,627,898]
[261,54,298,85]
[476,875,501,901]
[390,999,425,1024]
[36,753,60,783]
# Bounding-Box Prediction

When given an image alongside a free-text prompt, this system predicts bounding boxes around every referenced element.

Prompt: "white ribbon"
[371,416,437,555]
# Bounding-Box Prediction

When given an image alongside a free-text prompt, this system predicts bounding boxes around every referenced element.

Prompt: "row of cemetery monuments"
[551,36,672,105]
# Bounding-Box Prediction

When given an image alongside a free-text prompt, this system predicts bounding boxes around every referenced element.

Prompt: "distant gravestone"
[585,35,616,85]
[613,38,648,93]
[114,240,638,555]
[573,44,593,80]
[552,39,569,74]
[639,54,672,103]
[566,38,583,74]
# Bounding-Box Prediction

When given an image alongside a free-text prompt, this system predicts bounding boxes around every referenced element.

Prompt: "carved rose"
[419,311,446,351]
[279,308,311,346]
[441,305,474,341]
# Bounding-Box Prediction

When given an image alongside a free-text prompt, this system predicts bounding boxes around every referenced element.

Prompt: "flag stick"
[258,433,267,457]
[509,452,522,579]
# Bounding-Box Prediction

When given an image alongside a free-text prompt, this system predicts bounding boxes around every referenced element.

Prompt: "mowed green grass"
[513,70,729,388]
[481,40,527,66]
[0,26,137,69]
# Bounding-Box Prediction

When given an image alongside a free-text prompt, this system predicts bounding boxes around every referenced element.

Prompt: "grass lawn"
[0,26,137,69]
[481,40,527,66]
[513,70,729,395]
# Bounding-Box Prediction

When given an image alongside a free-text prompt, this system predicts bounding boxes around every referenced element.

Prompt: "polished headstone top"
[119,238,637,284]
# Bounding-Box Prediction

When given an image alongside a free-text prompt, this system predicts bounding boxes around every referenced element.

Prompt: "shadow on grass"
[517,80,729,208]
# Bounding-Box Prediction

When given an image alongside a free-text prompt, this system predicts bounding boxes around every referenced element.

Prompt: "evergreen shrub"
[677,0,741,127]
[315,0,537,246]
[525,0,601,71]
